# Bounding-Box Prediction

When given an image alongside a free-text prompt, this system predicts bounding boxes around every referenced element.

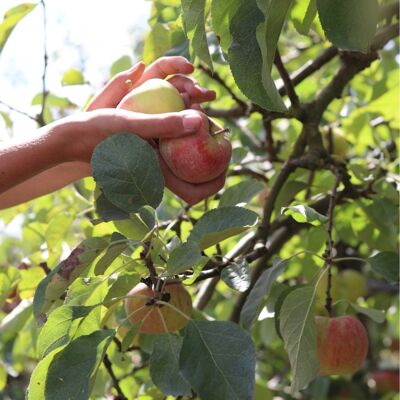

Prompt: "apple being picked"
[117,78,232,184]
[124,281,192,334]
[315,315,368,376]
[159,118,232,183]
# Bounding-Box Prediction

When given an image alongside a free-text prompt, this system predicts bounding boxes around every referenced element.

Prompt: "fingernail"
[183,115,201,133]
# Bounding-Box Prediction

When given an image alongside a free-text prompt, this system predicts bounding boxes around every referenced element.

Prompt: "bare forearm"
[0,162,91,210]
[0,119,75,193]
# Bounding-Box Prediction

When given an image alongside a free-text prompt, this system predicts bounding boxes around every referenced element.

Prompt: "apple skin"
[340,270,368,303]
[315,315,368,376]
[315,269,368,313]
[117,78,185,114]
[159,119,232,183]
[368,370,400,394]
[124,282,192,334]
[322,127,348,161]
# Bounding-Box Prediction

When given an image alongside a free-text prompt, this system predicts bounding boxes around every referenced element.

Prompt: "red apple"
[124,282,192,334]
[159,118,232,183]
[315,315,368,376]
[368,370,400,394]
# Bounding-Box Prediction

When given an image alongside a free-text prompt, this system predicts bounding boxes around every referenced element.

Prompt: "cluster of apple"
[117,78,232,184]
[114,78,373,384]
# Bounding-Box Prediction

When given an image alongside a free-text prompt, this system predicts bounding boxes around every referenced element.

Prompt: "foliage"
[0,1,399,399]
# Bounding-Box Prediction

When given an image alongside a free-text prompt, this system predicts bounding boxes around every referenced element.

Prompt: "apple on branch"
[315,315,368,376]
[117,78,232,184]
[124,281,192,334]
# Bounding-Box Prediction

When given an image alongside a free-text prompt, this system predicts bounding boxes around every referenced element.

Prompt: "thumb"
[122,109,206,139]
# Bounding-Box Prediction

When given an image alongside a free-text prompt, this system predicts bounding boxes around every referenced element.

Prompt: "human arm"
[0,57,224,209]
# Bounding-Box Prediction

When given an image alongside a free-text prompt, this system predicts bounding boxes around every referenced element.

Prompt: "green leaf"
[150,334,192,396]
[94,232,128,275]
[33,237,108,321]
[240,258,288,329]
[221,259,250,292]
[0,362,6,391]
[92,132,164,214]
[110,55,132,78]
[292,0,317,35]
[37,305,96,359]
[27,346,60,400]
[112,215,150,240]
[31,93,76,108]
[219,179,264,207]
[0,300,32,343]
[44,330,114,400]
[210,0,241,52]
[282,205,328,226]
[45,213,74,251]
[121,321,141,352]
[350,303,385,324]
[280,286,319,394]
[61,68,85,85]
[0,3,37,56]
[368,251,399,283]
[181,0,213,69]
[95,185,129,222]
[316,0,379,52]
[103,271,141,306]
[256,0,294,73]
[188,206,258,250]
[179,320,256,400]
[167,242,202,275]
[274,180,307,213]
[228,0,286,112]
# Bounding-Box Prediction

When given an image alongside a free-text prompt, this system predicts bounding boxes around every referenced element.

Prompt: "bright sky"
[0,0,151,135]
[0,0,151,237]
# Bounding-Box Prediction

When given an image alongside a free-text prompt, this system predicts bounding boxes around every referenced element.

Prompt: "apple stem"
[211,128,230,137]
[323,168,343,317]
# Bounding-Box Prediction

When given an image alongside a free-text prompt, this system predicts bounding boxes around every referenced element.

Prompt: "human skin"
[0,56,223,209]
[315,315,368,376]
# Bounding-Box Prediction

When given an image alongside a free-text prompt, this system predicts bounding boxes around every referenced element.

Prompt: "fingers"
[133,56,194,88]
[158,155,226,204]
[89,108,206,140]
[168,75,216,105]
[85,62,145,111]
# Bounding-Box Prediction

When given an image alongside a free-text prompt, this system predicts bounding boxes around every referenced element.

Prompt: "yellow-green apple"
[124,282,192,334]
[117,78,185,114]
[322,127,349,161]
[315,315,368,376]
[340,270,368,302]
[368,370,400,394]
[315,269,368,313]
[314,269,340,313]
[159,118,232,183]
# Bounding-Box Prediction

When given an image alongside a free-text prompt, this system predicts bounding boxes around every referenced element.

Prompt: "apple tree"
[0,1,399,399]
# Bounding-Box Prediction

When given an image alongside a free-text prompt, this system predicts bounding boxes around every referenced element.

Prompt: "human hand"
[82,56,224,204]
[86,56,215,111]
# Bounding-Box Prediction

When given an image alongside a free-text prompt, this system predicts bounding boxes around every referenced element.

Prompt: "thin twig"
[323,168,342,316]
[198,64,248,111]
[0,100,38,122]
[103,354,127,400]
[274,49,300,109]
[37,0,49,127]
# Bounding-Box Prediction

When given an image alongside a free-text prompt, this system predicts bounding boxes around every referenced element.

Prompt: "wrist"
[48,114,95,163]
